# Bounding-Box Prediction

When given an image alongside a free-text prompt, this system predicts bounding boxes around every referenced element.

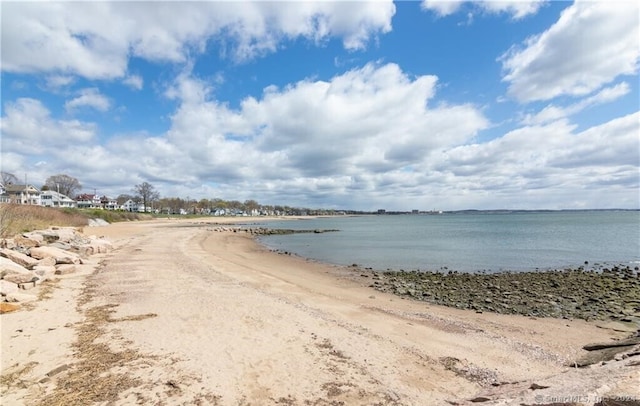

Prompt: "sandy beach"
[2,217,638,405]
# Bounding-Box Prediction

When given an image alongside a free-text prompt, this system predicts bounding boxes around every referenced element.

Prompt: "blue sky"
[1,1,638,210]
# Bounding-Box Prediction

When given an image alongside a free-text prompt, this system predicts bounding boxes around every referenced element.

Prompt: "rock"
[0,238,17,249]
[595,321,639,333]
[0,248,39,269]
[48,242,72,251]
[88,218,109,226]
[0,256,32,276]
[573,345,637,367]
[4,291,37,303]
[583,336,640,351]
[0,279,20,296]
[33,265,57,281]
[29,246,83,264]
[3,272,38,285]
[27,227,78,243]
[15,234,42,247]
[55,265,77,275]
[529,383,550,390]
[37,257,57,267]
[75,238,112,256]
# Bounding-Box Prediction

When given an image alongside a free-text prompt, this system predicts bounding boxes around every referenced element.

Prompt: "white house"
[40,190,77,208]
[121,199,139,212]
[2,184,41,205]
[75,194,102,209]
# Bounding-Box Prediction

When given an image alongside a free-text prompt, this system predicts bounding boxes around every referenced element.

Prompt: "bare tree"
[116,194,135,205]
[134,182,159,212]
[44,174,82,198]
[1,171,19,186]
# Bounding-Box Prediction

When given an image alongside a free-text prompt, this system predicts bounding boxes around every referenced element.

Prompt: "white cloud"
[422,0,545,19]
[431,111,640,208]
[480,1,546,20]
[1,2,395,80]
[421,1,465,17]
[45,75,75,89]
[521,82,631,125]
[500,1,640,102]
[1,98,96,157]
[165,63,488,182]
[2,66,637,210]
[64,88,111,113]
[123,75,143,90]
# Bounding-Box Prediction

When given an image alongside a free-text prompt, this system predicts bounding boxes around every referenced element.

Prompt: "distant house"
[75,194,102,209]
[2,184,41,205]
[40,190,77,208]
[100,196,119,210]
[0,184,9,203]
[121,199,139,212]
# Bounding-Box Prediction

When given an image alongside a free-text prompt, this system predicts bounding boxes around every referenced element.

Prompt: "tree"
[116,194,135,205]
[133,182,159,212]
[1,171,19,186]
[45,174,82,198]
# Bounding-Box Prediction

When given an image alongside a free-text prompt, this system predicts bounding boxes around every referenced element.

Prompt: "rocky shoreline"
[221,224,640,327]
[361,266,639,325]
[218,224,640,329]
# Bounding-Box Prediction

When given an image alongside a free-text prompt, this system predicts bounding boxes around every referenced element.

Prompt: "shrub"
[0,204,88,238]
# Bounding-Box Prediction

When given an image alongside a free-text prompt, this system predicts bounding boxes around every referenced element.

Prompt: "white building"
[40,190,77,208]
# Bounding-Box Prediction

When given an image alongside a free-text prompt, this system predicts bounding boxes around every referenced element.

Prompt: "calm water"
[252,211,640,273]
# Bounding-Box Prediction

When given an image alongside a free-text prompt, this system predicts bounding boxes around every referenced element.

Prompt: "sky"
[1,0,639,211]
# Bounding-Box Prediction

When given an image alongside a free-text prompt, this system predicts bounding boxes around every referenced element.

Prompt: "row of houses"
[0,184,149,212]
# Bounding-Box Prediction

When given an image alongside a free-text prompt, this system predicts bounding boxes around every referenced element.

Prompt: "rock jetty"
[0,227,112,311]
[204,225,339,235]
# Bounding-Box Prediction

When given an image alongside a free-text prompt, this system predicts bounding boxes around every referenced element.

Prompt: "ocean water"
[251,211,640,273]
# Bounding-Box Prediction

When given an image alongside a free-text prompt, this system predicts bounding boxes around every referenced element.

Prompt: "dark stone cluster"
[366,265,640,323]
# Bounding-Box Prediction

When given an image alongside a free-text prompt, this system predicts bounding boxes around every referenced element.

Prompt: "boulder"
[33,265,57,281]
[37,257,57,267]
[0,256,32,276]
[1,239,16,249]
[0,248,39,269]
[3,272,38,285]
[0,279,20,296]
[12,235,40,248]
[29,246,83,264]
[55,265,77,275]
[75,238,112,256]
[25,227,80,244]
[4,291,37,303]
[48,242,72,251]
[52,226,81,240]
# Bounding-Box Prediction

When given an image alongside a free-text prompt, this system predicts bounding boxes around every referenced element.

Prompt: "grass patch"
[0,204,154,238]
[0,361,39,391]
[0,204,87,238]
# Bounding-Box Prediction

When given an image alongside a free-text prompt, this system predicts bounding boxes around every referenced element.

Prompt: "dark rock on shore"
[367,266,640,324]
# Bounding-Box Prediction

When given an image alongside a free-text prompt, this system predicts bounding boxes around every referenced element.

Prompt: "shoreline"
[204,220,640,325]
[2,217,639,405]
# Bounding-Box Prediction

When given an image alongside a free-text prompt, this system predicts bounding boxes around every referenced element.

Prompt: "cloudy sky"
[1,1,638,210]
